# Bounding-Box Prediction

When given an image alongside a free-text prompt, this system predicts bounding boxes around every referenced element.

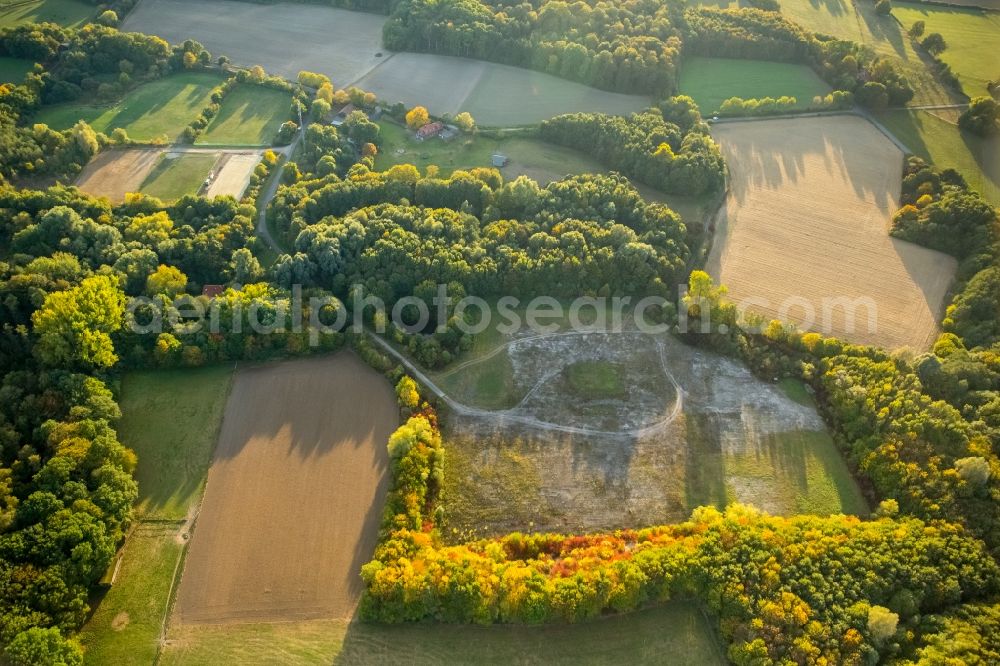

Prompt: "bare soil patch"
[74,148,161,202]
[173,353,397,624]
[706,115,956,351]
[205,152,260,199]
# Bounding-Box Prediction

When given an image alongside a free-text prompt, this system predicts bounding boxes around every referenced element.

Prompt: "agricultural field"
[358,53,649,126]
[75,148,262,203]
[161,602,724,665]
[204,152,261,199]
[75,149,165,203]
[33,71,223,142]
[173,354,397,624]
[196,84,291,146]
[892,2,1000,96]
[679,57,832,113]
[706,115,957,351]
[123,0,388,87]
[79,366,233,663]
[430,329,866,536]
[0,56,33,83]
[124,0,649,126]
[0,0,91,28]
[879,108,1000,205]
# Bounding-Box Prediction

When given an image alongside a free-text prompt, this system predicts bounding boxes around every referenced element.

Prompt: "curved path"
[369,330,684,438]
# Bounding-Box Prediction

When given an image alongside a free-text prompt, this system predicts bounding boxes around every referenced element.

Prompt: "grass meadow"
[0,57,33,84]
[692,0,966,106]
[0,0,92,28]
[138,153,217,202]
[79,365,233,663]
[34,72,223,142]
[892,2,1000,97]
[196,85,291,146]
[879,108,1000,205]
[160,602,725,665]
[679,57,831,113]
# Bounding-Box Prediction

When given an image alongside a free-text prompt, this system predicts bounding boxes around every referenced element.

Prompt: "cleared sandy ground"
[124,0,649,125]
[173,353,397,624]
[205,152,260,199]
[74,148,161,202]
[124,0,388,87]
[706,115,956,351]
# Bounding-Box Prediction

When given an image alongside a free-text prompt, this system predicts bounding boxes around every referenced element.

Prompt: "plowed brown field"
[707,115,957,351]
[173,353,397,624]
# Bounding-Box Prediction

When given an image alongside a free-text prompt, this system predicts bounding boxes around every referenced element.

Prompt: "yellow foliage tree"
[406,105,430,130]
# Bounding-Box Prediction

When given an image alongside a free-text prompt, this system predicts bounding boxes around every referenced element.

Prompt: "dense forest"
[539,96,725,196]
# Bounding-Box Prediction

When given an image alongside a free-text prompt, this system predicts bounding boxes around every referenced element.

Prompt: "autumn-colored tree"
[32,275,126,369]
[454,111,475,132]
[395,376,420,410]
[145,264,187,297]
[316,82,334,104]
[406,105,430,130]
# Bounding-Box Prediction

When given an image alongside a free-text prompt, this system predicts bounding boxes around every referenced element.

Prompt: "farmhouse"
[416,121,445,140]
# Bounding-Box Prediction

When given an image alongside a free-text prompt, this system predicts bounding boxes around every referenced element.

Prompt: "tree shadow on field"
[808,0,849,18]
[856,4,909,60]
[718,116,900,214]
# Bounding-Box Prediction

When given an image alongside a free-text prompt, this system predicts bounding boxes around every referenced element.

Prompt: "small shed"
[491,153,509,167]
[202,284,225,299]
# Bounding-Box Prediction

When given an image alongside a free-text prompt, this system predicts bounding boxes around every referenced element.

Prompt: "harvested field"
[125,0,649,125]
[205,152,260,199]
[706,115,957,351]
[173,353,397,624]
[75,148,162,203]
[123,0,387,86]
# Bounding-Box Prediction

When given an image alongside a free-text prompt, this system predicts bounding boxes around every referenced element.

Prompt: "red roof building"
[202,284,225,299]
[416,121,445,140]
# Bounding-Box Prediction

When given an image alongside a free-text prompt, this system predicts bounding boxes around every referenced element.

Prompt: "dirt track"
[173,353,397,624]
[707,115,956,351]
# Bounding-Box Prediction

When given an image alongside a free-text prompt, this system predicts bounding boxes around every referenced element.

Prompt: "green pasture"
[679,57,832,114]
[34,72,223,142]
[197,84,291,146]
[139,152,217,202]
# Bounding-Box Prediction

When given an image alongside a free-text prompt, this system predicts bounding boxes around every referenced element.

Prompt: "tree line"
[360,374,1000,665]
